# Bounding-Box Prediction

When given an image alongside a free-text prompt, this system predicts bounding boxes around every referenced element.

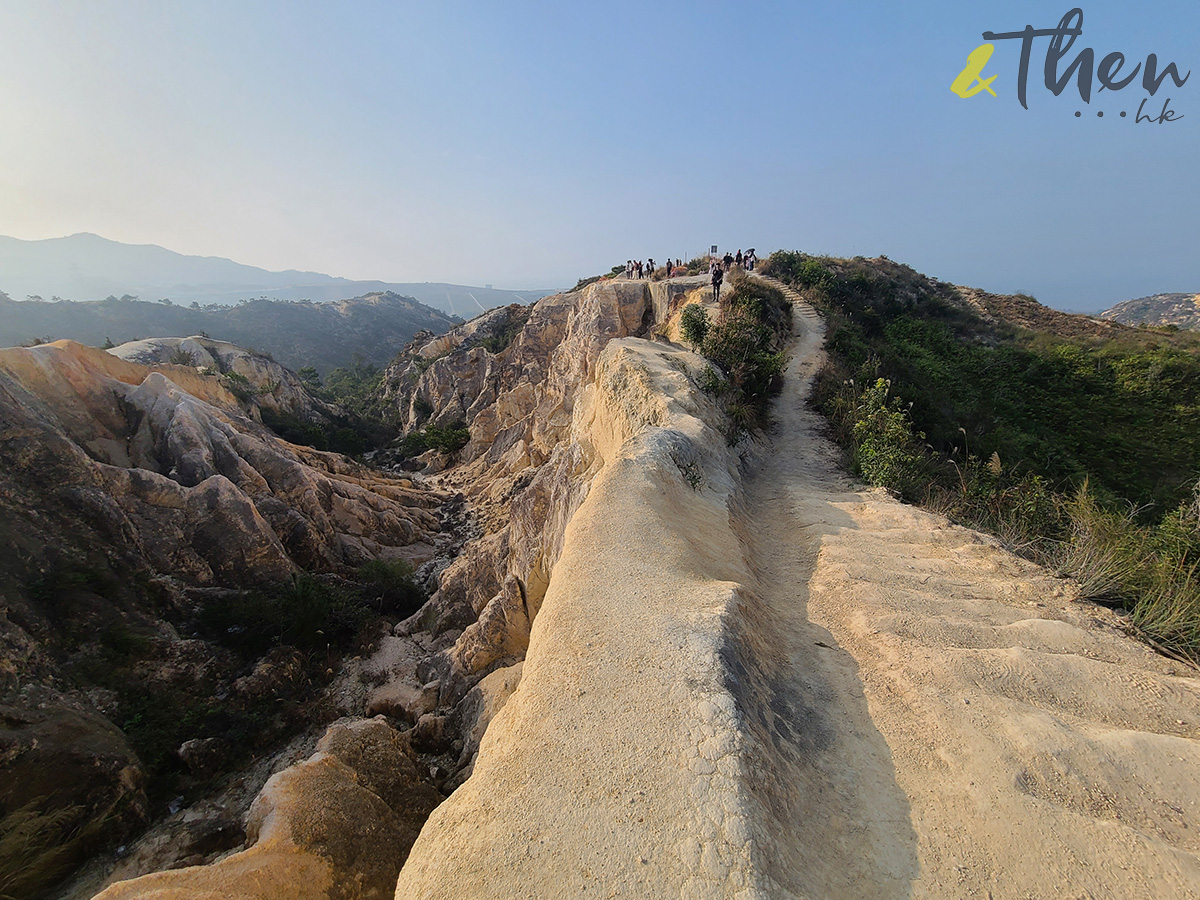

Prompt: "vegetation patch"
[396,420,470,458]
[688,274,791,442]
[266,355,396,453]
[763,250,1200,661]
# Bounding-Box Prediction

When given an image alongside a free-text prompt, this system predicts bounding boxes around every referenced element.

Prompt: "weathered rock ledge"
[396,306,773,896]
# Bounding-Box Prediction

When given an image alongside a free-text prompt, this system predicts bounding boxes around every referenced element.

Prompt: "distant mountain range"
[0,290,459,374]
[0,233,560,316]
[1100,292,1200,331]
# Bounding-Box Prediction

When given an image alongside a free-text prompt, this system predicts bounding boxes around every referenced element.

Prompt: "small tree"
[680,304,710,349]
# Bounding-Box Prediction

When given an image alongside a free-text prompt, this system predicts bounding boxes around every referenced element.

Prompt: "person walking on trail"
[711,262,724,302]
[735,249,743,268]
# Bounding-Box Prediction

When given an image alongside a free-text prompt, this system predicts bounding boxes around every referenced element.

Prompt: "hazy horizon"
[0,2,1195,311]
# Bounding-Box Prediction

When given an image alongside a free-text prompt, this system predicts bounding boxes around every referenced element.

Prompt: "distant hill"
[0,290,460,374]
[1100,292,1200,331]
[0,232,560,316]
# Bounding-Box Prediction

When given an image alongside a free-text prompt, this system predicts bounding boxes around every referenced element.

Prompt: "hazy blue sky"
[0,1,1195,308]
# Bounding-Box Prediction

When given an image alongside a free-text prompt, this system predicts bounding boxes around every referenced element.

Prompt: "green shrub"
[572,275,603,292]
[849,379,926,494]
[259,409,370,456]
[696,365,725,395]
[222,371,256,402]
[479,315,527,355]
[397,420,470,458]
[357,559,426,618]
[680,304,710,349]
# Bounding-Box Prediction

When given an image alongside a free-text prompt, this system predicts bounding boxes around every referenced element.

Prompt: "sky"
[0,1,1195,310]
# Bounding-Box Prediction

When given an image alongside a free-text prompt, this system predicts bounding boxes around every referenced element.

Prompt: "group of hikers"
[623,258,679,279]
[709,248,756,301]
[622,248,757,288]
[621,248,758,301]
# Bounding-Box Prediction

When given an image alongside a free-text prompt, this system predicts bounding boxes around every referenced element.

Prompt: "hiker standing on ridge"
[735,249,743,268]
[711,262,724,303]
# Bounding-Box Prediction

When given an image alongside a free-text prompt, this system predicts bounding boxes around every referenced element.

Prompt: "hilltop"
[1101,291,1200,331]
[0,233,559,316]
[4,260,1197,900]
[0,290,458,375]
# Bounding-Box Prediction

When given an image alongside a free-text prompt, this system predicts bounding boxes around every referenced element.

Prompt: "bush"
[849,379,926,494]
[357,559,426,618]
[682,272,792,441]
[479,315,526,355]
[259,409,370,456]
[222,372,256,402]
[680,304,710,349]
[397,420,470,458]
[696,365,725,395]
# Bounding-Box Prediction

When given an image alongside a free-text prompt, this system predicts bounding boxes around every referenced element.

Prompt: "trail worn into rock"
[394,283,1200,899]
[736,285,1200,898]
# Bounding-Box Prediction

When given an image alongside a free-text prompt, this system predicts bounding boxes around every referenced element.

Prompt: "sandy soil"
[736,285,1200,898]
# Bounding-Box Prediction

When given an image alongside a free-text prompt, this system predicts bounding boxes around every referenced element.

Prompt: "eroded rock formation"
[110,335,341,425]
[0,339,447,899]
[94,718,441,900]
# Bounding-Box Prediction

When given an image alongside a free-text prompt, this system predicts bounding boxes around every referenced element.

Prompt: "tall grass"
[820,332,1200,663]
[1054,483,1200,659]
[0,801,83,900]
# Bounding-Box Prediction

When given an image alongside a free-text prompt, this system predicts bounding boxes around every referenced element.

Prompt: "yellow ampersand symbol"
[951,43,998,97]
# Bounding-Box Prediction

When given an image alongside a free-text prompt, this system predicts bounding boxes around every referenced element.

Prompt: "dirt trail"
[739,283,1200,898]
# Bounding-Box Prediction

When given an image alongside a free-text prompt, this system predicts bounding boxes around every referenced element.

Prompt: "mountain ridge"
[1100,291,1200,330]
[0,233,560,315]
[0,289,460,375]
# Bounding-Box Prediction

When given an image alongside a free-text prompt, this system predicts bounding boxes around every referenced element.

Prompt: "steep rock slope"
[82,277,702,899]
[93,717,443,900]
[371,279,702,732]
[0,340,441,583]
[109,335,341,425]
[0,340,447,898]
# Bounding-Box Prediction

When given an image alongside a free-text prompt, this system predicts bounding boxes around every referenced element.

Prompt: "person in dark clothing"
[711,264,723,302]
[722,252,733,271]
[735,249,743,268]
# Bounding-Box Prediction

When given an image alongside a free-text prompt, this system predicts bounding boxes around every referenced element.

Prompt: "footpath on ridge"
[735,277,1200,898]
[395,277,1200,899]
